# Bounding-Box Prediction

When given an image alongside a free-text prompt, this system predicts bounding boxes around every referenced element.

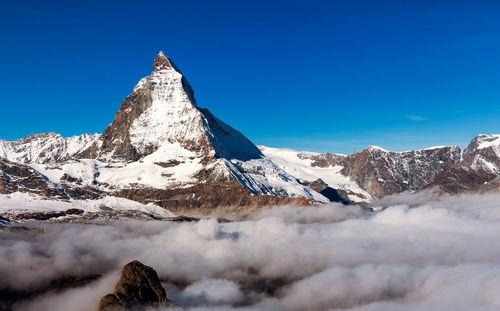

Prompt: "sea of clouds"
[2,189,500,310]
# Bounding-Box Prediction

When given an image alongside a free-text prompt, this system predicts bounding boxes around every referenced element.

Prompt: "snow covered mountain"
[0,52,327,214]
[262,135,500,200]
[339,145,462,198]
[0,133,100,164]
[258,146,372,202]
[260,144,462,200]
[1,52,499,218]
[429,134,500,193]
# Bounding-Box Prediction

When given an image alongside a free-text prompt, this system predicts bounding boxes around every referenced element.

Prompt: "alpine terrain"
[1,52,499,219]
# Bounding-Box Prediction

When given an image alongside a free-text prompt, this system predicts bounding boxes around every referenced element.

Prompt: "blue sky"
[1,0,499,154]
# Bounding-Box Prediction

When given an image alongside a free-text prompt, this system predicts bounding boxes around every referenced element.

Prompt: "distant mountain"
[429,134,500,193]
[262,135,500,201]
[1,52,499,218]
[260,144,462,200]
[339,145,462,199]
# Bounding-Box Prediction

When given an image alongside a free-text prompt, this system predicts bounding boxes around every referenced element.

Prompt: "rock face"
[299,152,346,168]
[259,145,465,201]
[1,51,499,210]
[99,260,168,311]
[429,134,500,193]
[340,146,462,198]
[0,52,327,212]
[0,133,100,164]
[269,137,500,200]
[90,51,263,163]
[300,178,351,204]
[0,158,67,199]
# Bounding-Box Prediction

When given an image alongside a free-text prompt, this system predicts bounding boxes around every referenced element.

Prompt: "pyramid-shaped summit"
[153,51,173,71]
[92,51,263,163]
[0,51,327,209]
[2,52,497,212]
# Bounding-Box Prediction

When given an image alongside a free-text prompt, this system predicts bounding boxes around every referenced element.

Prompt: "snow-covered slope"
[0,192,174,219]
[474,134,500,150]
[259,146,371,202]
[0,133,100,164]
[260,144,466,200]
[2,51,498,214]
[92,51,263,163]
[0,52,328,210]
[127,55,209,156]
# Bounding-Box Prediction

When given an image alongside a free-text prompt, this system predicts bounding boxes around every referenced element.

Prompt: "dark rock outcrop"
[153,51,173,71]
[98,260,168,311]
[429,135,500,193]
[65,208,85,215]
[0,158,68,199]
[300,179,351,204]
[340,146,461,199]
[292,145,463,200]
[298,152,346,168]
[112,184,309,212]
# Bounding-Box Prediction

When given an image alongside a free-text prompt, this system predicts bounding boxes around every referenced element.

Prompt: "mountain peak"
[366,145,388,152]
[468,134,500,150]
[153,51,172,71]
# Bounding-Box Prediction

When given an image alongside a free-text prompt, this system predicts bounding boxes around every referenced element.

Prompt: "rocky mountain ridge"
[1,52,499,216]
[428,134,500,193]
[0,52,325,215]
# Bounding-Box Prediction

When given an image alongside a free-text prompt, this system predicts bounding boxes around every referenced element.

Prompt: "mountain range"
[1,52,499,217]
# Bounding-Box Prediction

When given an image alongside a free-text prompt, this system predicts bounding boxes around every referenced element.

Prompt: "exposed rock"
[112,184,310,212]
[98,260,168,311]
[167,215,200,222]
[262,144,464,201]
[98,294,123,311]
[89,74,153,161]
[298,152,346,168]
[153,51,173,71]
[0,158,69,200]
[300,179,351,204]
[16,211,66,221]
[0,52,332,209]
[154,160,181,168]
[0,132,100,164]
[1,51,499,210]
[60,182,103,200]
[340,146,462,199]
[65,208,84,215]
[429,135,500,192]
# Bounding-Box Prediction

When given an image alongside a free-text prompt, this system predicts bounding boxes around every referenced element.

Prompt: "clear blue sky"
[1,0,499,154]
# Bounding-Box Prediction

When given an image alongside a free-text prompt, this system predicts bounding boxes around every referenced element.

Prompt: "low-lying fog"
[3,189,500,310]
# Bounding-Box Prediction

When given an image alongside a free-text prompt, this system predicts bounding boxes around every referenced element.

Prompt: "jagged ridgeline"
[1,52,500,213]
[0,52,326,211]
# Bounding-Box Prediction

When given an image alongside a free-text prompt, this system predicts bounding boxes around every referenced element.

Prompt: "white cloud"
[2,191,500,310]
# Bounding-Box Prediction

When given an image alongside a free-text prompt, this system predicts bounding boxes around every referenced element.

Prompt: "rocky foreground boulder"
[98,260,168,311]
